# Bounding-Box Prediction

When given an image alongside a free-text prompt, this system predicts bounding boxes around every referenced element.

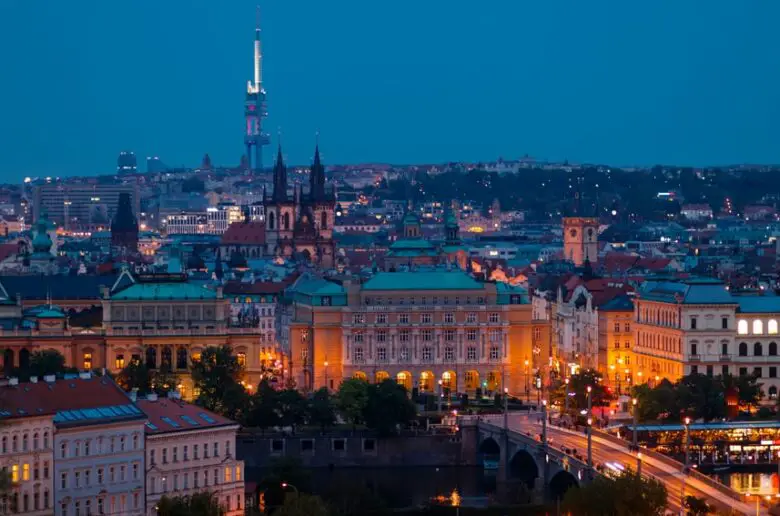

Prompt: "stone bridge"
[459,416,597,499]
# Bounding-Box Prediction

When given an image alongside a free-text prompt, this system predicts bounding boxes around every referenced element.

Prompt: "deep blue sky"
[1,1,778,179]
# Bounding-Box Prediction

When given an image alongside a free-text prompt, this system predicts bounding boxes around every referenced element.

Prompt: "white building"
[0,377,54,515]
[137,395,244,516]
[52,374,147,516]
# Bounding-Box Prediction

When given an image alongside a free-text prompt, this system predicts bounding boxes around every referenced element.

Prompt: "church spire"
[272,140,288,203]
[309,136,325,201]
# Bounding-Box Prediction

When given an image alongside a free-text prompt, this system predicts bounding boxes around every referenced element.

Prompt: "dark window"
[739,367,748,377]
[300,440,314,452]
[770,367,777,378]
[691,344,698,355]
[176,348,188,369]
[722,317,728,329]
[690,365,698,375]
[770,342,778,356]
[754,367,762,378]
[271,440,284,453]
[363,439,376,452]
[145,347,157,369]
[161,346,172,368]
[690,317,697,330]
[706,365,713,377]
[332,439,346,452]
[754,342,763,356]
[722,343,728,355]
[739,342,748,356]
[722,365,729,376]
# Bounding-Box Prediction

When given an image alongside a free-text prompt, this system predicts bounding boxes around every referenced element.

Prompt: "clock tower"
[563,216,599,266]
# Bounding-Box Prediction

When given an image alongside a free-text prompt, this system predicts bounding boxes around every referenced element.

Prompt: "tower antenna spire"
[254,4,262,92]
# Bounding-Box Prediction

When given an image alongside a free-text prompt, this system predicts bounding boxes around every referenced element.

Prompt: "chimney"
[129,388,138,402]
[8,377,18,386]
[147,393,158,402]
[29,376,38,384]
[43,375,56,383]
[79,371,92,380]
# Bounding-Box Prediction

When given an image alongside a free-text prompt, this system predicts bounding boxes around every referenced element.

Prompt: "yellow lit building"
[597,295,635,394]
[287,269,538,395]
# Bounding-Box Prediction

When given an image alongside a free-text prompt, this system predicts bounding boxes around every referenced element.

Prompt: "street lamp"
[524,359,530,402]
[281,482,299,495]
[564,378,570,415]
[680,416,691,516]
[438,380,443,413]
[503,387,509,431]
[542,399,548,448]
[632,398,638,450]
[586,385,593,475]
[324,361,329,391]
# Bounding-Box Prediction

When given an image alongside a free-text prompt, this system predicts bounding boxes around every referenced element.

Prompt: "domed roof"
[402,211,420,225]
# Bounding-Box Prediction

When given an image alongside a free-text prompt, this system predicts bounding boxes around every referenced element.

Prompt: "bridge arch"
[549,470,579,501]
[478,437,500,456]
[509,449,539,488]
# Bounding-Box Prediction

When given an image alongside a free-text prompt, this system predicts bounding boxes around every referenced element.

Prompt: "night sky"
[1,0,778,179]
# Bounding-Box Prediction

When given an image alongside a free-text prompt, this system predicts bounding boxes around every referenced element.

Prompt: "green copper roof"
[387,249,439,258]
[293,277,346,296]
[390,239,435,250]
[402,212,420,225]
[638,278,734,305]
[363,271,484,291]
[111,282,217,300]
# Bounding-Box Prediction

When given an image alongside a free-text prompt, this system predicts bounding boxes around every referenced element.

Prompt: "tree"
[684,495,713,515]
[325,479,389,516]
[191,345,245,415]
[336,378,370,429]
[562,470,667,516]
[27,350,68,378]
[277,389,307,432]
[307,387,336,432]
[364,380,417,436]
[157,491,225,516]
[247,380,280,433]
[273,493,329,516]
[182,176,205,193]
[151,365,179,396]
[551,369,614,413]
[116,362,152,394]
[260,457,312,509]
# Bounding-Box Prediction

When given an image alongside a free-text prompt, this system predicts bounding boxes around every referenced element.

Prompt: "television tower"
[245,6,269,173]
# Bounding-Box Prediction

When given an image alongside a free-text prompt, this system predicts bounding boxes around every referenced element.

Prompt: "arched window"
[320,211,328,230]
[22,434,28,451]
[753,320,764,335]
[754,342,763,356]
[738,320,749,335]
[1,436,7,454]
[268,211,275,230]
[283,212,290,230]
[739,342,748,356]
[770,320,779,335]
[11,435,17,452]
[176,348,188,370]
[43,432,49,449]
[161,346,172,368]
[145,347,157,369]
[771,342,779,356]
[33,433,39,451]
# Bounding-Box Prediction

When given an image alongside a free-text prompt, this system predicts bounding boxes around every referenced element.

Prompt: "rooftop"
[362,270,484,291]
[137,397,235,435]
[0,375,143,428]
[638,278,734,305]
[111,281,218,301]
[735,295,780,314]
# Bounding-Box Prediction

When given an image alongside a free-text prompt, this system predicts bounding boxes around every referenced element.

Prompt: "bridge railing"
[591,428,748,504]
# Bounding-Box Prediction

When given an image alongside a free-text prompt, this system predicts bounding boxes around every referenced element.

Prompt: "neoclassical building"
[286,269,539,395]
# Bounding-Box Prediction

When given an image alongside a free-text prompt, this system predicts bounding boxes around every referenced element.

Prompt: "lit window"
[753,320,764,335]
[770,320,778,335]
[738,320,748,335]
[115,354,125,369]
[83,353,92,370]
[237,353,246,367]
[224,467,232,482]
[11,465,18,482]
[191,352,202,362]
[235,466,241,481]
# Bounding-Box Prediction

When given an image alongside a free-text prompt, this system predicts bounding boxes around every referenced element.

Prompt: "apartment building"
[137,395,244,516]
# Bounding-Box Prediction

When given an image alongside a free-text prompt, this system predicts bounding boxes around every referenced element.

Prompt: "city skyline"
[2,1,780,179]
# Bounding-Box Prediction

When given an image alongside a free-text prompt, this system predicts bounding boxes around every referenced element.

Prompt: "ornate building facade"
[286,269,537,395]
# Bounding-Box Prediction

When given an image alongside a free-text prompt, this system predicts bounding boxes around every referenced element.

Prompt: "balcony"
[719,355,731,362]
[688,354,701,362]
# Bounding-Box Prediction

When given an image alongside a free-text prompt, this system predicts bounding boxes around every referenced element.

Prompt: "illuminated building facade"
[597,295,635,394]
[287,270,537,395]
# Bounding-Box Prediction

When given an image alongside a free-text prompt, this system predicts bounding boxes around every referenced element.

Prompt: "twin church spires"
[266,141,333,204]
